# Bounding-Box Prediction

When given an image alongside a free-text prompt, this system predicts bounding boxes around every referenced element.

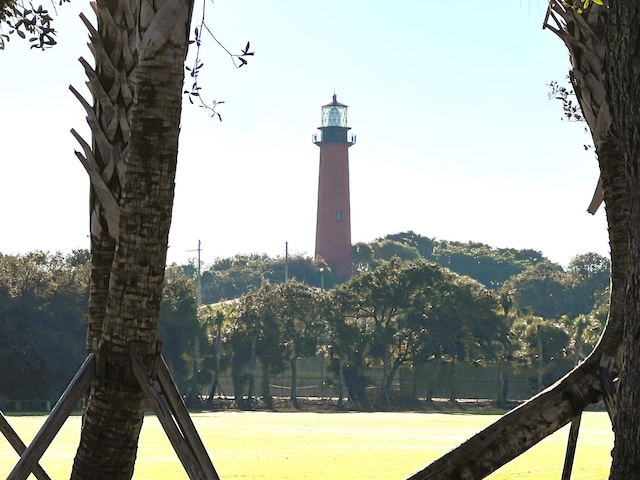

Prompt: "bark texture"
[606,2,640,478]
[71,0,138,353]
[408,3,628,478]
[70,0,194,478]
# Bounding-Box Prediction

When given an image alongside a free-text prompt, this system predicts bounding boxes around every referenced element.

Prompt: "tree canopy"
[0,242,610,412]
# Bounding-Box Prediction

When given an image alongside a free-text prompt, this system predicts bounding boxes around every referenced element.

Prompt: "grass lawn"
[0,410,613,479]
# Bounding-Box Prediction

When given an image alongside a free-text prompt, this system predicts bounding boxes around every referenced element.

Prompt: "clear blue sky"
[0,0,609,267]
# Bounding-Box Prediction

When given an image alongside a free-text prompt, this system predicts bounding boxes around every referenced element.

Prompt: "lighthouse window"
[336,211,343,222]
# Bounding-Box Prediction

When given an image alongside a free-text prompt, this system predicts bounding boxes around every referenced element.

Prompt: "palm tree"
[604,1,640,476]
[202,305,229,402]
[69,0,137,356]
[496,289,518,406]
[272,281,322,409]
[69,0,195,478]
[408,2,627,478]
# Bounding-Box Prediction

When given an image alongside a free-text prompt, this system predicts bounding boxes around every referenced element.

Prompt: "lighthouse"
[313,94,356,280]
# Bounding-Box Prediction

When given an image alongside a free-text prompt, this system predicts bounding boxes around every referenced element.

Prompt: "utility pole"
[285,241,289,282]
[186,240,203,401]
[187,239,202,305]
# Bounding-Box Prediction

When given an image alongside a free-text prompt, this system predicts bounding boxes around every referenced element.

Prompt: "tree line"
[0,231,610,410]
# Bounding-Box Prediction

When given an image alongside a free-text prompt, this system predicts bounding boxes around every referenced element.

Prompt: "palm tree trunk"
[290,358,301,409]
[497,358,510,406]
[231,359,246,408]
[207,323,223,401]
[605,2,640,477]
[337,358,346,408]
[261,362,273,409]
[71,0,138,353]
[537,329,544,392]
[411,364,420,400]
[408,4,627,478]
[247,372,256,408]
[448,359,458,403]
[70,1,194,478]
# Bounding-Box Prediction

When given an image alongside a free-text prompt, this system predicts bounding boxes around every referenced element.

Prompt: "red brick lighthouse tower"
[313,94,356,280]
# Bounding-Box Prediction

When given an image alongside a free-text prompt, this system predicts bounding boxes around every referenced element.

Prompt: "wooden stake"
[561,413,582,480]
[157,356,219,479]
[0,411,52,480]
[6,351,218,480]
[599,354,617,423]
[7,353,95,480]
[131,354,219,480]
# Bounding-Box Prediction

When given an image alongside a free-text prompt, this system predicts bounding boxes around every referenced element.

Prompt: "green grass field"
[0,411,613,479]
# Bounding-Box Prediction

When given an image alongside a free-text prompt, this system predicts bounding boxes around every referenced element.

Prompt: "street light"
[320,267,325,290]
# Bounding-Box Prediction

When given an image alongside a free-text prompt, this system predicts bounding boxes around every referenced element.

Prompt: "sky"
[0,0,610,268]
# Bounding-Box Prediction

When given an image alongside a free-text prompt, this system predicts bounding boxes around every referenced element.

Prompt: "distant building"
[312,94,356,280]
